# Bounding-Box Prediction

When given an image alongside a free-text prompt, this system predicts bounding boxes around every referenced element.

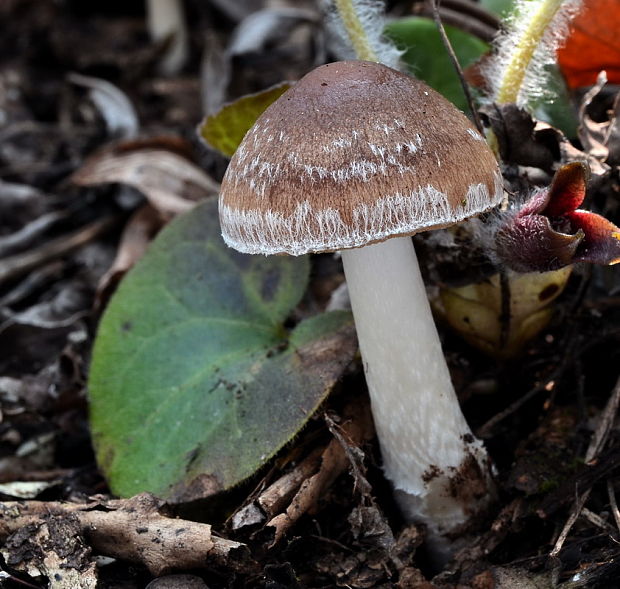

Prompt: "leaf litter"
[1,1,620,587]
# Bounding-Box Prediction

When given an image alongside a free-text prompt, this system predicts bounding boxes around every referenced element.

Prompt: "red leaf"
[558,0,620,88]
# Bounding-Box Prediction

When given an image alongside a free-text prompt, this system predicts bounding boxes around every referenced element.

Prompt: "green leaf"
[199,83,292,157]
[89,198,355,501]
[384,17,489,111]
[479,0,514,17]
[531,65,578,138]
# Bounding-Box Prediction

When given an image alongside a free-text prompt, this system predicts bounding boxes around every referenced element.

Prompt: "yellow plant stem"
[495,0,563,103]
[334,0,379,62]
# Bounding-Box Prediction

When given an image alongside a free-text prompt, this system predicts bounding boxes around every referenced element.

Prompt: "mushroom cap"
[219,60,503,256]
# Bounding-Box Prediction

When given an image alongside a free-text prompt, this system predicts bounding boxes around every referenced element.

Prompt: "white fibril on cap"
[219,60,504,550]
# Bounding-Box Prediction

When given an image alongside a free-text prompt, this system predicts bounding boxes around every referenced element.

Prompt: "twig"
[549,488,590,558]
[476,383,543,438]
[607,480,620,534]
[412,3,498,42]
[230,447,323,531]
[0,216,118,286]
[549,375,620,557]
[428,0,484,134]
[477,324,582,438]
[263,401,374,546]
[581,507,616,533]
[257,447,323,517]
[0,212,67,257]
[0,493,256,575]
[537,446,620,519]
[420,0,501,29]
[585,375,620,463]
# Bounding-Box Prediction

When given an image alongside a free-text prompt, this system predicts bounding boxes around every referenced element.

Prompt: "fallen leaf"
[68,72,139,139]
[481,103,556,170]
[558,0,620,89]
[71,137,219,216]
[436,266,572,358]
[577,72,620,166]
[95,204,164,310]
[199,82,291,157]
[0,480,58,499]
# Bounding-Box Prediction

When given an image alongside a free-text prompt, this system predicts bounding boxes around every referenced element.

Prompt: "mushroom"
[218,61,504,549]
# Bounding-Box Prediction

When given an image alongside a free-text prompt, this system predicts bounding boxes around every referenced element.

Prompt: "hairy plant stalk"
[488,0,583,107]
[334,0,379,61]
[324,0,401,68]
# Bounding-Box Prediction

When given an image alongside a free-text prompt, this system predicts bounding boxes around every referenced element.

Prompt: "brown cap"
[219,60,503,255]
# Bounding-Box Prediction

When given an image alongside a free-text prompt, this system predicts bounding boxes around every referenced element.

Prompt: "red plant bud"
[496,162,620,272]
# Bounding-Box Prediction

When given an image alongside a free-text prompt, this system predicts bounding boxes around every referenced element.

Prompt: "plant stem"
[334,0,379,62]
[429,0,483,134]
[494,0,563,104]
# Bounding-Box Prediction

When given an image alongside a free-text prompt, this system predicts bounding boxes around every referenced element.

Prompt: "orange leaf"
[558,0,620,88]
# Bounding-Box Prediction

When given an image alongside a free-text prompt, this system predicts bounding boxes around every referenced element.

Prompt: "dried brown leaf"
[95,205,163,310]
[71,138,219,216]
[68,72,138,139]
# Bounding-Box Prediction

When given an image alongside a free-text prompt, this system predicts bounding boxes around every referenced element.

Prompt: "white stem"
[340,237,493,542]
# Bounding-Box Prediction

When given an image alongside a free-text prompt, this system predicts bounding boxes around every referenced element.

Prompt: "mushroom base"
[340,237,494,543]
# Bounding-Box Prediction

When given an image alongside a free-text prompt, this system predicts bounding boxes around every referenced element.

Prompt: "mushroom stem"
[340,236,494,545]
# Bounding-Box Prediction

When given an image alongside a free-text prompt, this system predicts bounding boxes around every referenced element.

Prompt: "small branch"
[257,447,323,517]
[477,323,581,438]
[476,380,544,438]
[549,487,590,558]
[263,401,374,546]
[428,0,484,133]
[0,493,256,576]
[418,0,501,30]
[412,1,499,43]
[585,374,620,463]
[607,480,620,534]
[0,211,67,258]
[548,375,620,557]
[0,216,118,286]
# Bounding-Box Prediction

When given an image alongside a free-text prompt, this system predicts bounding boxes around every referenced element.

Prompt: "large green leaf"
[199,82,291,157]
[384,17,489,111]
[89,198,355,501]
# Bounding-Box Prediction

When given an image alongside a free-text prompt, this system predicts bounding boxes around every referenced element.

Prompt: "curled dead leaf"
[71,137,219,217]
[95,205,164,310]
[68,72,139,139]
[577,73,620,166]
